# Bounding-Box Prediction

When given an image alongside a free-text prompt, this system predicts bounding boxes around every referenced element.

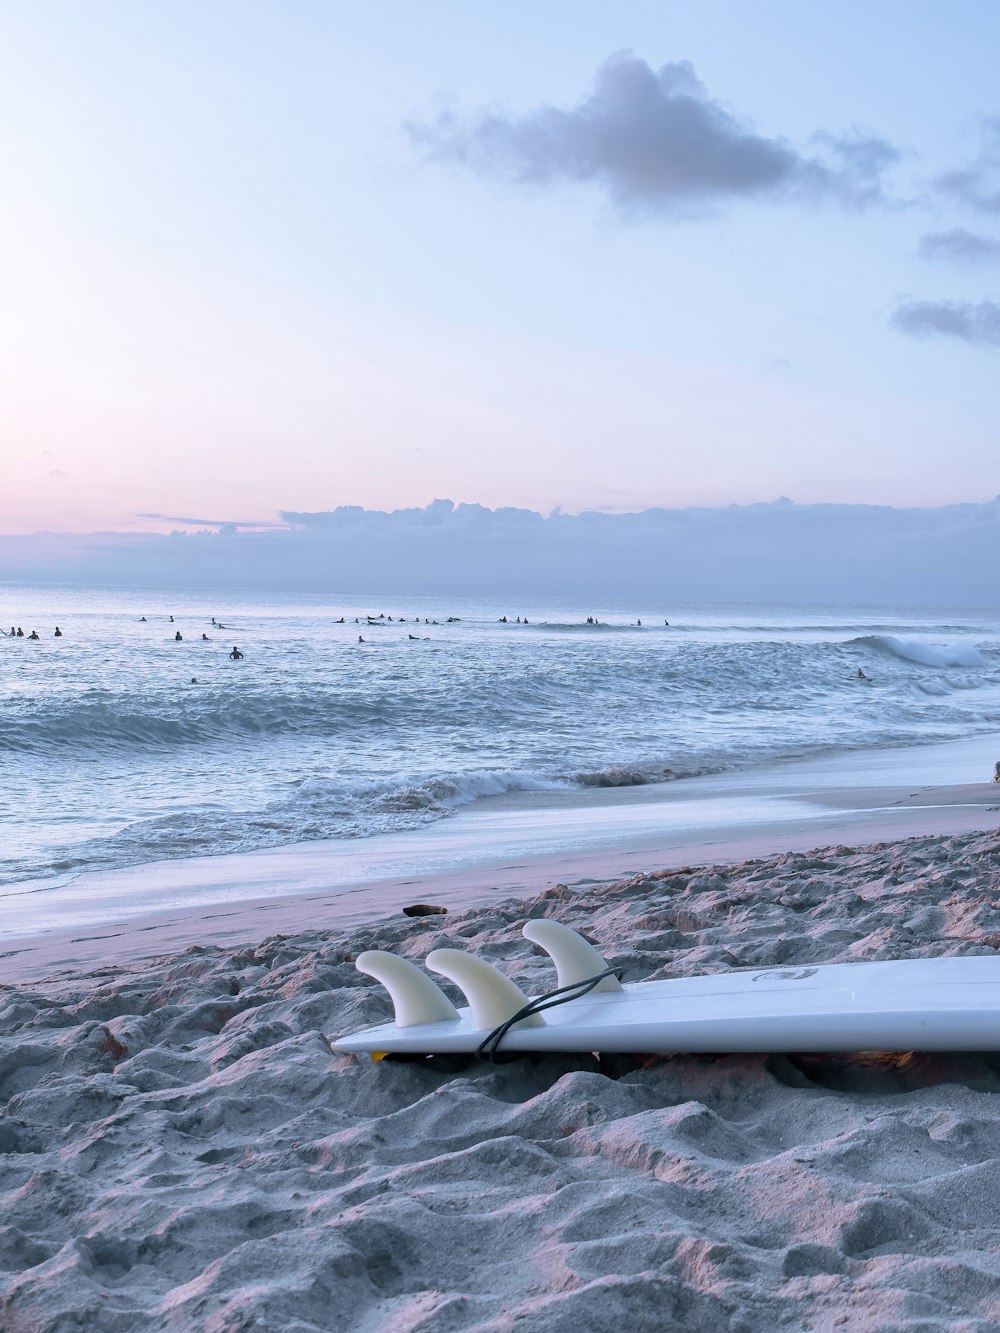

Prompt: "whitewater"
[2,584,1000,894]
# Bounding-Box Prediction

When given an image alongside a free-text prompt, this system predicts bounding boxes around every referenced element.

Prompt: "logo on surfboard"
[751,968,819,983]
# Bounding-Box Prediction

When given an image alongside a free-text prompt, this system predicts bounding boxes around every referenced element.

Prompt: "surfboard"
[332,921,1000,1056]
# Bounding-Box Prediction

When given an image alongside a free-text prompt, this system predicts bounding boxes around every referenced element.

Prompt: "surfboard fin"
[425,949,544,1031]
[355,951,460,1027]
[522,920,623,993]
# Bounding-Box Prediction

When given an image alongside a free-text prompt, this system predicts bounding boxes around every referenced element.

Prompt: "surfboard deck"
[334,952,1000,1056]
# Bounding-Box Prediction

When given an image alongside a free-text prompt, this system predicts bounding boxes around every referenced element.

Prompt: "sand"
[4,817,1000,1330]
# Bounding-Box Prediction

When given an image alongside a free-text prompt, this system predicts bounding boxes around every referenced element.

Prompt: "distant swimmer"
[169,616,174,623]
[211,617,217,625]
[202,633,209,641]
[229,645,243,659]
[140,616,147,622]
[54,627,62,637]
[358,635,365,643]
[28,630,39,640]
[191,677,198,684]
[175,631,183,641]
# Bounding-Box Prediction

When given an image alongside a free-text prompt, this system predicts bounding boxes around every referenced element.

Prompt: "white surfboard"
[333,921,1000,1056]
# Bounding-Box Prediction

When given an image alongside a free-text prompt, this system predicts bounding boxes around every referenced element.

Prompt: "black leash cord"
[476,966,624,1062]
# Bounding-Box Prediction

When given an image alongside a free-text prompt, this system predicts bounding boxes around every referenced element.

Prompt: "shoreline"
[3,768,998,984]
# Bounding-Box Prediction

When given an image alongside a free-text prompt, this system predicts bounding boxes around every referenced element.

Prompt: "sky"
[2,1,1000,537]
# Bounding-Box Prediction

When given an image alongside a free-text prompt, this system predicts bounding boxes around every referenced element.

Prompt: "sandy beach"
[3,770,1000,1329]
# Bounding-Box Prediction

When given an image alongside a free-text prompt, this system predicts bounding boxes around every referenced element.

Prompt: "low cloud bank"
[3,498,999,606]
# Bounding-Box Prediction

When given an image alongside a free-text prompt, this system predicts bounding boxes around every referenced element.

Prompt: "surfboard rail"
[333,924,1000,1058]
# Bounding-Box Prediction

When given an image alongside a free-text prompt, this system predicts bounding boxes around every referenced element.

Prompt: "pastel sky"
[3,1,1000,535]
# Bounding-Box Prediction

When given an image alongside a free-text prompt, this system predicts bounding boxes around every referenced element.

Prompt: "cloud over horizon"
[4,498,999,607]
[408,53,899,216]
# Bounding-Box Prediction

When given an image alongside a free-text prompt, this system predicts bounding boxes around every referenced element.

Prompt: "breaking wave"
[853,635,991,669]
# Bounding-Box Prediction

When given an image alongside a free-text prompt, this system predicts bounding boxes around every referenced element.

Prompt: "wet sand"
[2,773,997,986]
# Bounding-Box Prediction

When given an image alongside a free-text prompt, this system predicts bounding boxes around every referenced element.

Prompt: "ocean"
[2,584,999,896]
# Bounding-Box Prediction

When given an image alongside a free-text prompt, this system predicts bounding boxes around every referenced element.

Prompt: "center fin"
[425,950,544,1030]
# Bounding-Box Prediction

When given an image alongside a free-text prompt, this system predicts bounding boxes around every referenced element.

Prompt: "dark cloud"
[918,228,1000,264]
[935,118,1000,214]
[891,298,1000,347]
[408,54,899,215]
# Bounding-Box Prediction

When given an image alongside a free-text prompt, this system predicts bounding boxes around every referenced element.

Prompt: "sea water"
[1,584,999,893]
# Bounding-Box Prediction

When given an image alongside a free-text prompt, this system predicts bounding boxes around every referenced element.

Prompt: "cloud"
[891,298,1000,347]
[935,118,1000,214]
[918,228,1000,264]
[6,498,1000,606]
[136,513,285,530]
[408,53,899,216]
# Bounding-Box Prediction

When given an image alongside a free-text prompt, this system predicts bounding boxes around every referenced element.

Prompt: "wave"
[0,689,416,754]
[852,635,990,668]
[0,766,574,886]
[533,621,649,632]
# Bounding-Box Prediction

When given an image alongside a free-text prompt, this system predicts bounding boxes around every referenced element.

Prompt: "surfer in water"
[857,668,868,680]
[229,645,243,659]
[54,627,62,637]
[175,631,183,641]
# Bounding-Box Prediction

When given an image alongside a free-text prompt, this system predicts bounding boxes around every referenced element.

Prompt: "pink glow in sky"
[3,2,1000,535]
